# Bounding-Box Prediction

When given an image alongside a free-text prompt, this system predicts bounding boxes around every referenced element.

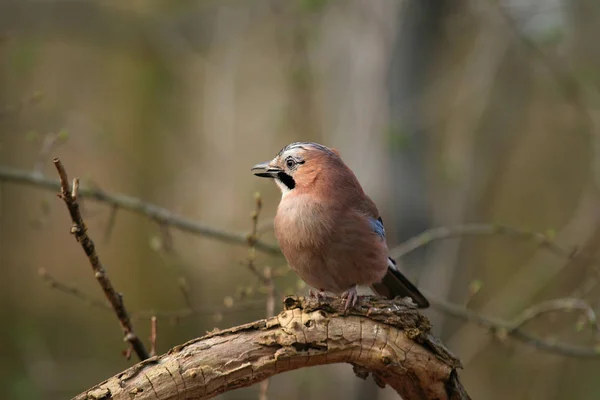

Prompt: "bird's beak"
[251,161,281,178]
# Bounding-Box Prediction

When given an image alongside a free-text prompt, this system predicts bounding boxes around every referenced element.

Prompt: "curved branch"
[73,296,469,400]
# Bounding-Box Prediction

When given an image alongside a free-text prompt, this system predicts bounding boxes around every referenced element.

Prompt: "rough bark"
[73,296,469,400]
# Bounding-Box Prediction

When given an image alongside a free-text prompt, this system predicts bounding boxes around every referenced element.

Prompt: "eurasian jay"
[252,142,429,310]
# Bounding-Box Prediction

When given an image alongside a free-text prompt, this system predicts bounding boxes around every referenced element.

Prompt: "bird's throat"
[275,196,331,247]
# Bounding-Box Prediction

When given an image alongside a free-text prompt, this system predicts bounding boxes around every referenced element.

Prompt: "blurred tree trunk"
[386,0,449,336]
[438,1,600,399]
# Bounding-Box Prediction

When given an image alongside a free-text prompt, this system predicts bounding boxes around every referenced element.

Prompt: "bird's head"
[251,142,341,196]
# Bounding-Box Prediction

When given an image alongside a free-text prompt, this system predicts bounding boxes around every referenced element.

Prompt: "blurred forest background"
[1,0,600,399]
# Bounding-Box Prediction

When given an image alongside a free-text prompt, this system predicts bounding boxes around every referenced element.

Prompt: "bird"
[251,141,429,310]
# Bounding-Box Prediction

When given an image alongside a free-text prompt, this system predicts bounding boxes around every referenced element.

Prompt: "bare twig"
[260,266,276,400]
[247,193,277,400]
[264,270,276,320]
[39,268,109,310]
[158,222,174,254]
[512,298,600,333]
[53,158,149,361]
[39,267,266,320]
[390,223,581,261]
[33,132,68,175]
[256,220,275,236]
[0,165,281,255]
[178,277,194,310]
[390,222,600,358]
[149,316,157,357]
[428,293,600,358]
[103,205,119,243]
[46,258,598,357]
[246,193,279,293]
[132,300,266,322]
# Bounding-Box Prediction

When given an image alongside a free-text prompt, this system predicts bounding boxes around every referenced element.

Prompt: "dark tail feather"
[371,261,429,308]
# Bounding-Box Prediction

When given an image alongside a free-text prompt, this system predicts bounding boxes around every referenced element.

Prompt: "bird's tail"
[371,257,429,308]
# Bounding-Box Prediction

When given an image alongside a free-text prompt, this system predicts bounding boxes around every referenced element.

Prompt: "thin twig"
[248,192,277,400]
[39,267,267,320]
[39,268,110,310]
[103,205,119,243]
[178,277,194,310]
[264,269,276,321]
[151,231,201,320]
[256,220,275,236]
[53,158,150,361]
[33,132,61,175]
[246,193,280,293]
[512,298,600,334]
[390,224,600,357]
[259,267,276,400]
[390,224,581,261]
[428,293,600,358]
[158,222,175,254]
[259,379,270,400]
[150,316,157,357]
[132,300,266,322]
[0,165,281,255]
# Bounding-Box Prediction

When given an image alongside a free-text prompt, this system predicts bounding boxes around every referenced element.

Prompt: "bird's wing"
[360,195,429,308]
[368,216,386,240]
[358,195,386,240]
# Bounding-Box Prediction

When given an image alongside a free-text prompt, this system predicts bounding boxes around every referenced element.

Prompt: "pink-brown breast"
[274,192,388,294]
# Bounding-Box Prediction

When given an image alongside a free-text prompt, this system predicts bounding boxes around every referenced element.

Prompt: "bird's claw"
[341,287,358,311]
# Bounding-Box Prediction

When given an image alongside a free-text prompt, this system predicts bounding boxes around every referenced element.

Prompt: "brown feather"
[269,143,429,308]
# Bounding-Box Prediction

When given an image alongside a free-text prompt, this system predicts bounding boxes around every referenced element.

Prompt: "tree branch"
[0,165,280,255]
[0,165,584,261]
[390,223,580,260]
[4,163,599,359]
[73,296,469,400]
[38,267,267,321]
[53,158,149,361]
[429,294,600,358]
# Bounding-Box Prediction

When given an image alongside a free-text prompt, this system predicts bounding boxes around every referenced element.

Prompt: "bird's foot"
[309,289,328,303]
[341,286,359,311]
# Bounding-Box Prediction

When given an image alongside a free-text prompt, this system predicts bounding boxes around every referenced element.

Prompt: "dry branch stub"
[73,296,469,400]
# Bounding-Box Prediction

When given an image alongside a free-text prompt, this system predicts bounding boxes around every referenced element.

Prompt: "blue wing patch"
[369,216,386,240]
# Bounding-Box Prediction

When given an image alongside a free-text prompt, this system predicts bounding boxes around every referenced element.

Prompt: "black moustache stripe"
[277,172,296,190]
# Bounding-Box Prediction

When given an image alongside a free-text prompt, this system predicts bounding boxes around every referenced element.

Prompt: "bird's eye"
[286,158,296,169]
